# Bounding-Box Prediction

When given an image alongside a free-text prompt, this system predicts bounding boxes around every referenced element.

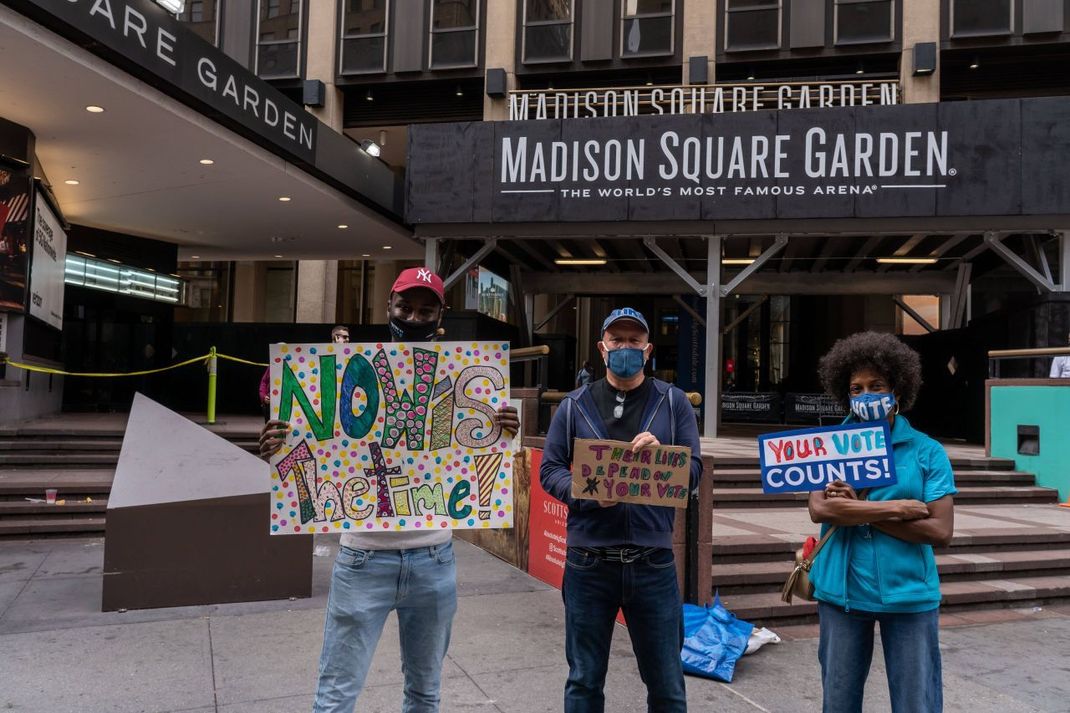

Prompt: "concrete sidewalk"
[1,536,1068,713]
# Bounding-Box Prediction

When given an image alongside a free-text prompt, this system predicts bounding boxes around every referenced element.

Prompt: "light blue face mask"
[850,392,897,421]
[605,347,646,379]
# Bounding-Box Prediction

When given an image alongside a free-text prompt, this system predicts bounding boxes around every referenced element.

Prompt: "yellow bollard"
[206,347,218,425]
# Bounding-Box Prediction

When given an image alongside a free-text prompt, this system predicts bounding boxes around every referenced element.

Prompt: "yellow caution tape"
[216,353,269,368]
[0,351,268,378]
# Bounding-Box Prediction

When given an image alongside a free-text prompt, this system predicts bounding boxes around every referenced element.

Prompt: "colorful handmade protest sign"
[758,422,897,494]
[570,438,692,508]
[268,342,513,534]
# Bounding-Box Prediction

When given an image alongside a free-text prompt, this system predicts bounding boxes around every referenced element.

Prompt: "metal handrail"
[987,347,1070,377]
[542,389,702,405]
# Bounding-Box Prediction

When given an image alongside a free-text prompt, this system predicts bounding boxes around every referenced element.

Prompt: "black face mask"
[388,316,438,342]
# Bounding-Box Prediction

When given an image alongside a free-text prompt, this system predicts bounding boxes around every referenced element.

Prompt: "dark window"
[177,0,219,45]
[621,0,675,57]
[951,0,1013,37]
[523,0,574,63]
[430,0,480,68]
[835,0,894,44]
[340,0,389,74]
[725,0,781,52]
[257,0,303,78]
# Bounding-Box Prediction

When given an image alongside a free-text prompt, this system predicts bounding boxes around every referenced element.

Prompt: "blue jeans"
[561,547,687,713]
[313,542,458,713]
[817,601,942,713]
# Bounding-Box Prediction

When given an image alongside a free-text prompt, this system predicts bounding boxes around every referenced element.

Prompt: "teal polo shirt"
[810,416,957,613]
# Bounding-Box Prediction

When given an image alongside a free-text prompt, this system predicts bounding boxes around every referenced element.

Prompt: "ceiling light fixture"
[969,56,980,70]
[360,139,382,157]
[85,105,105,113]
[278,196,291,202]
[190,255,200,259]
[199,159,214,165]
[455,84,464,97]
[875,257,938,265]
[855,63,865,75]
[153,0,185,13]
[64,179,80,185]
[273,254,284,258]
[361,253,371,257]
[554,258,607,266]
[382,245,393,250]
[365,88,374,102]
[723,258,756,265]
[337,224,349,229]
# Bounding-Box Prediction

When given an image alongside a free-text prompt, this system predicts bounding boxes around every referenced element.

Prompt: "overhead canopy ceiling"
[0,6,419,262]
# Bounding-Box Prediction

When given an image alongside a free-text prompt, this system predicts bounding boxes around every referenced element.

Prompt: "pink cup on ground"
[45,488,57,505]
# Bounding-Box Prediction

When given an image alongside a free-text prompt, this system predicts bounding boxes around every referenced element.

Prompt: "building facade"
[2,0,1069,437]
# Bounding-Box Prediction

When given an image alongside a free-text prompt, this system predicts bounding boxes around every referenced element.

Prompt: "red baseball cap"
[391,267,445,304]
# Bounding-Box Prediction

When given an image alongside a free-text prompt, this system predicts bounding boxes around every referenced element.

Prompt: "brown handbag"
[780,525,839,604]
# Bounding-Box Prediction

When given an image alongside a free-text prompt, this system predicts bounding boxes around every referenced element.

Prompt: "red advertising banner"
[526,448,567,589]
[527,448,626,624]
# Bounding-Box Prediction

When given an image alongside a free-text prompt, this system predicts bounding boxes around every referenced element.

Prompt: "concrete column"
[304,0,345,128]
[295,260,339,323]
[369,261,399,324]
[900,0,941,104]
[294,3,345,328]
[682,0,717,83]
[483,0,518,120]
[231,261,267,322]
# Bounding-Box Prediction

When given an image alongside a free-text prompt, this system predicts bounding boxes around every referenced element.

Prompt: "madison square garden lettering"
[406,98,1070,223]
[268,342,514,535]
[499,128,951,198]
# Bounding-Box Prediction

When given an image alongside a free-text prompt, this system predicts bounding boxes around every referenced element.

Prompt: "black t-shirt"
[588,377,653,441]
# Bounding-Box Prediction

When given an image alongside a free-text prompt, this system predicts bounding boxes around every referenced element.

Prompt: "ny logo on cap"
[416,268,434,283]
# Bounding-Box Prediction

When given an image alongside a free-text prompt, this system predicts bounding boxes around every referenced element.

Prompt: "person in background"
[1050,331,1070,377]
[259,268,518,713]
[575,360,592,388]
[540,307,703,713]
[808,331,956,713]
[260,327,349,420]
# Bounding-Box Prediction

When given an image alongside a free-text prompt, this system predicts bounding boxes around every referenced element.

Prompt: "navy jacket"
[539,378,703,549]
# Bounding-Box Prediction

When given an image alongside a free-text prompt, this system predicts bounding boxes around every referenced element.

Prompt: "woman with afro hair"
[807,331,956,713]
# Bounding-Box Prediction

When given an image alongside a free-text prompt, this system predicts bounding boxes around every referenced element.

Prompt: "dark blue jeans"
[818,601,942,713]
[562,547,686,713]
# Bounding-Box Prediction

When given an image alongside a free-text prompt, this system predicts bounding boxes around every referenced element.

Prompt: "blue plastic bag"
[680,593,755,683]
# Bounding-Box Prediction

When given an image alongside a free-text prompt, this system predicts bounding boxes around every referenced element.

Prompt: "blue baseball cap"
[601,307,649,334]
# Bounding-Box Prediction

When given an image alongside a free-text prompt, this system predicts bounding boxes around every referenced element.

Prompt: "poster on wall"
[0,168,31,312]
[526,448,567,589]
[268,341,514,535]
[28,189,66,329]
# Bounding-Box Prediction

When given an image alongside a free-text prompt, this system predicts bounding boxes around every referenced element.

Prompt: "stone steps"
[711,485,1061,507]
[0,499,108,516]
[0,426,260,538]
[713,546,1070,595]
[719,575,1070,626]
[0,515,106,537]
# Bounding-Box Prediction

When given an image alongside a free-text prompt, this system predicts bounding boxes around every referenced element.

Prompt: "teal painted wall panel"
[990,386,1070,501]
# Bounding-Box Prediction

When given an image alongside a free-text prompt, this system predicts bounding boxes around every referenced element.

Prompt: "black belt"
[575,546,659,563]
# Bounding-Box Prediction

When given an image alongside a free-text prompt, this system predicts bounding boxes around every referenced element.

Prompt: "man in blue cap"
[540,307,703,713]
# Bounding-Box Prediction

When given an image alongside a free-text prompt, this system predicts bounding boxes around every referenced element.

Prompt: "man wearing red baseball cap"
[260,266,518,713]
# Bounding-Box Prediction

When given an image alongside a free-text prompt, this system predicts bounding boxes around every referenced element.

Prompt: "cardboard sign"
[570,439,691,508]
[759,422,897,494]
[268,342,513,535]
